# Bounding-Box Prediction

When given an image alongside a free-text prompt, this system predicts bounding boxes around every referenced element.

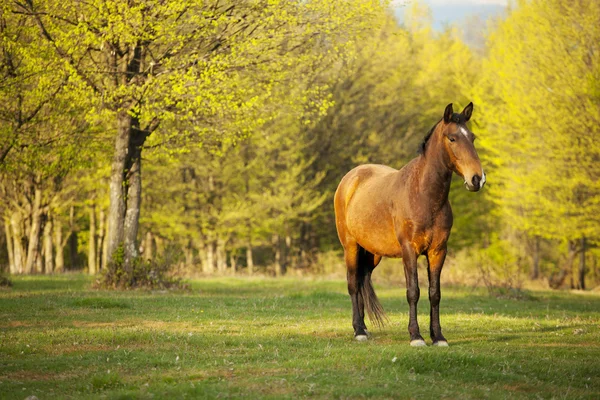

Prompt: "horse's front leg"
[402,245,425,346]
[426,247,448,346]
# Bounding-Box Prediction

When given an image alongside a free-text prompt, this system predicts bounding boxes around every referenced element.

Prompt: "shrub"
[451,235,533,299]
[0,274,12,288]
[95,246,187,290]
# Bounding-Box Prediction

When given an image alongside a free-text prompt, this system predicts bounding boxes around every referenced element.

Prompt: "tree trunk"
[88,204,97,274]
[531,236,540,280]
[243,142,253,276]
[230,251,237,275]
[196,239,207,273]
[54,219,64,273]
[205,240,215,274]
[309,225,318,268]
[43,215,54,274]
[568,240,577,289]
[216,238,226,273]
[123,131,144,273]
[284,233,292,271]
[68,205,78,269]
[246,240,254,276]
[35,230,44,274]
[37,211,48,274]
[24,187,43,274]
[97,208,106,270]
[102,225,109,271]
[273,234,283,277]
[10,214,24,274]
[106,109,131,265]
[578,236,586,290]
[106,108,146,279]
[144,231,153,261]
[300,222,309,269]
[155,235,164,259]
[4,218,15,274]
[199,241,206,272]
[184,239,193,269]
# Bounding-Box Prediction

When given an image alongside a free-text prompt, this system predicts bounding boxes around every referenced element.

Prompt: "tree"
[473,0,600,286]
[0,3,96,274]
[15,0,383,282]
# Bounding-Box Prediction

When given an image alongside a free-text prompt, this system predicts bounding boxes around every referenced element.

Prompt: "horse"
[334,102,485,346]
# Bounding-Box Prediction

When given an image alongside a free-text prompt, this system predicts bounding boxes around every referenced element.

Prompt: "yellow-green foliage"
[474,0,600,243]
[2,0,599,285]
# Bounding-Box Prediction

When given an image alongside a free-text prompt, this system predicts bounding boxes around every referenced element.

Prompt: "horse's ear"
[462,102,474,122]
[443,103,453,123]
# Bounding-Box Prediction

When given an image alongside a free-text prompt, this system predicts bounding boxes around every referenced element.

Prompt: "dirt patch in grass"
[43,341,159,355]
[71,320,130,328]
[502,383,538,393]
[182,367,298,397]
[71,297,132,309]
[46,343,115,355]
[138,320,192,330]
[0,319,63,329]
[521,342,600,348]
[228,376,301,397]
[0,370,79,382]
[4,320,35,328]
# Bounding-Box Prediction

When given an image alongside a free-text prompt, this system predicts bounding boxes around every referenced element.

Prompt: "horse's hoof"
[355,335,368,342]
[410,339,427,347]
[433,341,449,347]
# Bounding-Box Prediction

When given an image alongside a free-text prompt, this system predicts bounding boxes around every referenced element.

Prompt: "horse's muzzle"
[464,172,486,192]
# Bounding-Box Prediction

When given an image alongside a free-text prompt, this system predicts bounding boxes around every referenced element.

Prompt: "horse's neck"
[414,142,452,209]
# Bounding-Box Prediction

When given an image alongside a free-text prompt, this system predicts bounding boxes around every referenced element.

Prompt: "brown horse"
[334,103,485,346]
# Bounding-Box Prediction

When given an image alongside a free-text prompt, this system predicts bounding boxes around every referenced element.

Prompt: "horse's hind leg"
[345,242,368,340]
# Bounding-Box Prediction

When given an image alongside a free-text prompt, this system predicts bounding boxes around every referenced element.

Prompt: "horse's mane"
[418,119,441,155]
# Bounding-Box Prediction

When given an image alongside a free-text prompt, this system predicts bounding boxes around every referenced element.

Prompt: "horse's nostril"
[472,175,481,189]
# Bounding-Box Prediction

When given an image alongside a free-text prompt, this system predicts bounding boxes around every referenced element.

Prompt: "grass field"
[1,275,599,399]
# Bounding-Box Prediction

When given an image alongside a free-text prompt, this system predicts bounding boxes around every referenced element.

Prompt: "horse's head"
[440,102,486,192]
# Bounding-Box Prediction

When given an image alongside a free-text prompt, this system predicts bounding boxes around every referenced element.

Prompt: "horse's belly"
[362,235,403,258]
[345,206,402,258]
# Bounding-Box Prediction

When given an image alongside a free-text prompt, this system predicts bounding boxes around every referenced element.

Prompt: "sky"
[396,0,509,31]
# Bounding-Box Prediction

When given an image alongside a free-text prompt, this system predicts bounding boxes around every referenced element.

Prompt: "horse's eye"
[449,137,456,143]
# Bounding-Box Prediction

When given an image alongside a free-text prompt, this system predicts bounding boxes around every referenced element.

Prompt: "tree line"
[1,0,599,289]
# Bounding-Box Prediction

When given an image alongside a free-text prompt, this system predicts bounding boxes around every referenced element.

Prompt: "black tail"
[358,249,388,327]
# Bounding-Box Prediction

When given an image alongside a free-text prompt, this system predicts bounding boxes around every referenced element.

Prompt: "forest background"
[1,0,599,292]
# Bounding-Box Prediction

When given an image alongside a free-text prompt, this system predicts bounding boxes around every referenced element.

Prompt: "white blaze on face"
[459,126,469,138]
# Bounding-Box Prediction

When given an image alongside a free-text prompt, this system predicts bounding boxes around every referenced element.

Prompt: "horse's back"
[336,164,396,204]
[335,165,397,216]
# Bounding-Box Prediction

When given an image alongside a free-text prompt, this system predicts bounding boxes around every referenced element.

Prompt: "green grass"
[1,275,599,399]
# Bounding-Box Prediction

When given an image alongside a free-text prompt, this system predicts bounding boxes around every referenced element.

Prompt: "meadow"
[1,275,599,399]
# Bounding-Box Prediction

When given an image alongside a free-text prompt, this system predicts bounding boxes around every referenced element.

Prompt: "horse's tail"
[358,256,388,327]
